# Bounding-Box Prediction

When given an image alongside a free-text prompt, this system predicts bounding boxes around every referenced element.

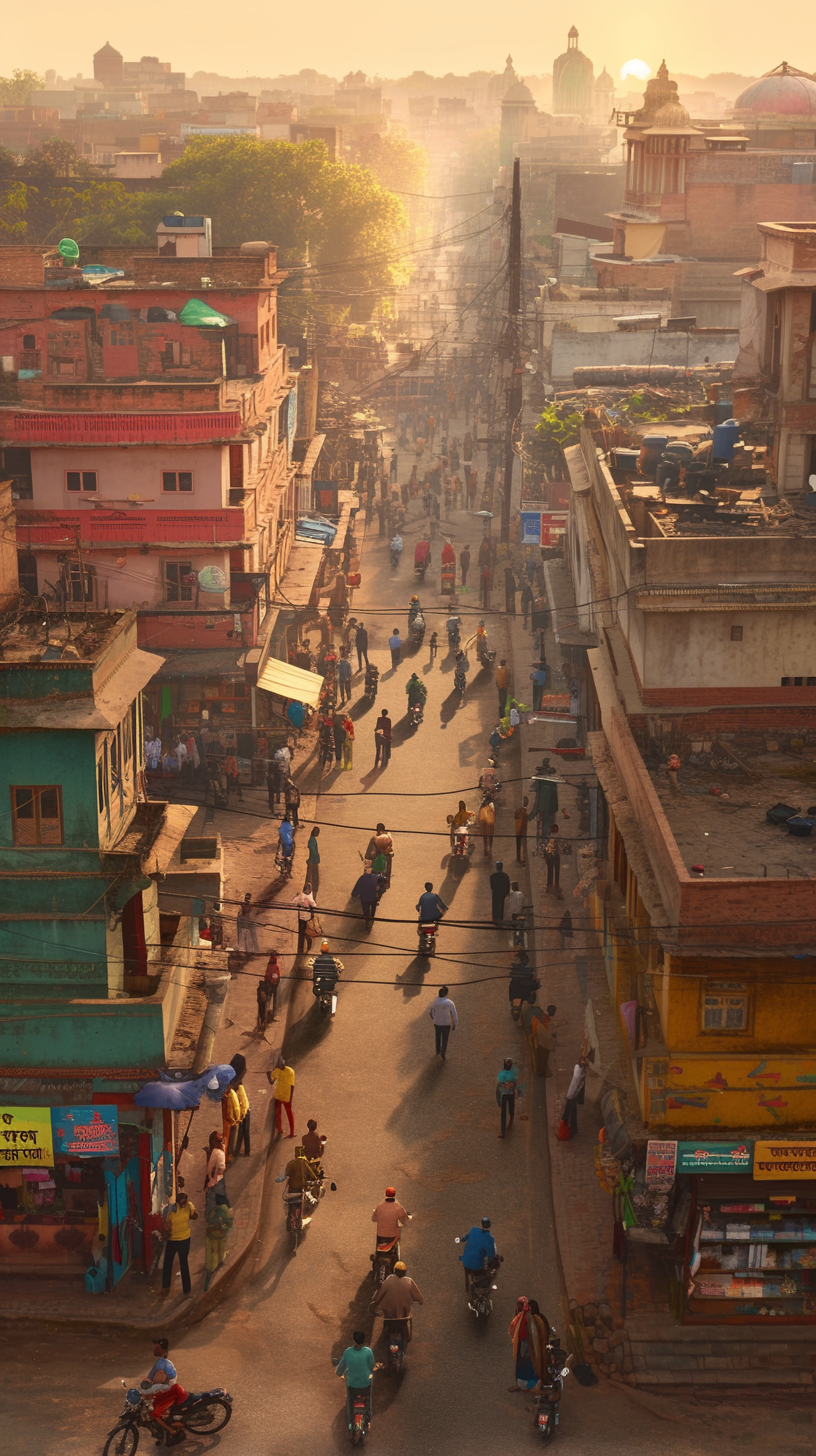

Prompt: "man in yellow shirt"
[267,1054,296,1137]
[162,1191,198,1295]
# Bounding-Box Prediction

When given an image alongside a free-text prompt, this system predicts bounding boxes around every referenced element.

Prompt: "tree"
[358,134,429,195]
[0,69,44,106]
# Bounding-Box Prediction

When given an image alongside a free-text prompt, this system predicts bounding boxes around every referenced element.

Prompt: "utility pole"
[501,156,522,545]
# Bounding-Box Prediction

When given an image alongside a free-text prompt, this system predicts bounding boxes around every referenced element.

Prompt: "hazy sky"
[2,2,811,82]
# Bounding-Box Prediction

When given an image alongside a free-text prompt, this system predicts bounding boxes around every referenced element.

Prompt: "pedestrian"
[497,1057,519,1138]
[459,544,470,589]
[390,450,398,482]
[263,950,282,1020]
[224,750,243,802]
[558,909,574,951]
[504,565,516,616]
[203,1130,227,1213]
[561,1056,587,1139]
[267,1053,296,1137]
[347,619,358,663]
[341,713,354,770]
[503,881,524,925]
[495,659,509,715]
[293,884,317,954]
[266,758,282,813]
[520,579,534,629]
[428,984,458,1060]
[478,796,495,857]
[530,661,548,712]
[490,861,511,924]
[284,776,301,828]
[480,562,491,611]
[332,714,347,765]
[428,630,438,659]
[352,865,381,923]
[374,709,392,768]
[389,627,402,669]
[257,977,273,1032]
[544,824,562,898]
[522,996,558,1077]
[508,1296,550,1389]
[162,1190,198,1296]
[231,1055,251,1157]
[356,622,369,671]
[306,827,321,898]
[515,796,529,864]
[221,1058,242,1157]
[203,1191,233,1291]
[337,652,352,704]
[376,500,386,537]
[236,893,260,955]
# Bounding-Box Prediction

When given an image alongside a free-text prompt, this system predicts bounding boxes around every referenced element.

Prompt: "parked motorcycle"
[417,922,438,958]
[446,615,461,650]
[511,911,530,950]
[534,1340,573,1440]
[103,1381,232,1456]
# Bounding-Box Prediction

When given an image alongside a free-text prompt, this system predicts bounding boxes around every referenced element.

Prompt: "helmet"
[481,1217,491,1229]
[385,1186,396,1198]
[411,595,418,602]
[394,1261,407,1274]
[478,619,485,627]
[321,940,330,952]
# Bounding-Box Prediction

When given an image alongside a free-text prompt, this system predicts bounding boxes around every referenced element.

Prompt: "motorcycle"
[533,1339,573,1441]
[275,842,294,880]
[390,539,403,569]
[382,1316,410,1372]
[454,1240,503,1322]
[277,1164,336,1252]
[331,1359,380,1446]
[308,948,344,1017]
[475,632,496,668]
[449,816,475,877]
[417,922,438,958]
[446,616,461,650]
[408,612,425,648]
[454,664,467,706]
[510,970,540,1022]
[511,910,530,950]
[103,1381,232,1456]
[407,698,424,729]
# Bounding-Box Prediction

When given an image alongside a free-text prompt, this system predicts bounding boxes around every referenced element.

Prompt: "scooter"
[331,1359,380,1446]
[390,545,402,569]
[408,613,425,648]
[408,699,424,730]
[308,949,344,1017]
[450,818,474,877]
[364,665,379,703]
[454,1240,503,1321]
[276,1161,337,1252]
[511,911,529,950]
[417,922,438,958]
[446,617,461,650]
[533,1340,573,1441]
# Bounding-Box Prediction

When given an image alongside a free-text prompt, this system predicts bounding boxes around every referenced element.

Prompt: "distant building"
[552,26,594,115]
[93,41,124,88]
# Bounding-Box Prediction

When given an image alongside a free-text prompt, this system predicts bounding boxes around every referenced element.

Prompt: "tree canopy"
[0,69,44,106]
[358,134,429,195]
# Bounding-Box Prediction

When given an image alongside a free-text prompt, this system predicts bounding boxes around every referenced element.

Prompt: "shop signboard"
[753,1140,816,1180]
[51,1106,119,1158]
[0,1106,54,1166]
[676,1141,752,1174]
[520,509,567,546]
[646,1139,677,1187]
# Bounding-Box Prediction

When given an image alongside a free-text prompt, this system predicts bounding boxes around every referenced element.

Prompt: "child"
[428,630,438,660]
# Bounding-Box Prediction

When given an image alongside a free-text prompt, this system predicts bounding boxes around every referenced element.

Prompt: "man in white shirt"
[503,882,525,925]
[428,985,458,1060]
[292,885,317,954]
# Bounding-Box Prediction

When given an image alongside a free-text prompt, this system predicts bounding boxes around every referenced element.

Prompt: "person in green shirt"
[336,1332,375,1430]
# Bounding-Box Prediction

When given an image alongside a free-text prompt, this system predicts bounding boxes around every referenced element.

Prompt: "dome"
[596,67,614,89]
[503,80,534,104]
[735,63,816,117]
[653,100,692,126]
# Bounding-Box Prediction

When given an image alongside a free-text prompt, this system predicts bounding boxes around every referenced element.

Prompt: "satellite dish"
[58,238,80,262]
[197,565,227,593]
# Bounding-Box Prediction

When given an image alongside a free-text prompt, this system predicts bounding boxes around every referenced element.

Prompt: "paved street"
[3,470,814,1456]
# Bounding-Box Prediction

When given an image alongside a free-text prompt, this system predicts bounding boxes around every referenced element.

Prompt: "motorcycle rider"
[390,533,403,563]
[283,1146,321,1204]
[335,1331,376,1432]
[446,612,461,646]
[364,660,380,699]
[406,673,427,718]
[310,939,343,1001]
[372,1185,410,1243]
[454,650,468,698]
[407,595,422,627]
[416,882,447,925]
[301,1118,326,1169]
[140,1337,187,1434]
[509,948,539,1011]
[459,1216,497,1295]
[449,799,471,849]
[370,1261,425,1345]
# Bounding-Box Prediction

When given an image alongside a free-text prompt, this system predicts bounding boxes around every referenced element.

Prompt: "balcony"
[0,409,244,446]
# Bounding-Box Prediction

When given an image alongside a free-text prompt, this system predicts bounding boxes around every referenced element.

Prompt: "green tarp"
[178,298,235,329]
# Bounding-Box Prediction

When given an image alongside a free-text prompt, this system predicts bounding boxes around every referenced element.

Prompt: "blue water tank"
[712,418,740,462]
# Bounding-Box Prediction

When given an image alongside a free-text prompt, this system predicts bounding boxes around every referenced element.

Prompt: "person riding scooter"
[458,1217,498,1295]
[310,940,343,1000]
[390,534,403,567]
[416,882,447,925]
[370,1261,425,1347]
[509,948,539,1013]
[446,613,461,647]
[407,595,423,627]
[406,673,427,720]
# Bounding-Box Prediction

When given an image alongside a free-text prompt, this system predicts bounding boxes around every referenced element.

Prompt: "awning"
[153,648,245,680]
[257,656,324,707]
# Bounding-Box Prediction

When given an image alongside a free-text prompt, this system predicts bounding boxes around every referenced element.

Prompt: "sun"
[620,59,651,82]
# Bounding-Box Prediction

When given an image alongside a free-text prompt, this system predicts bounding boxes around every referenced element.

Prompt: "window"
[702,986,750,1032]
[23,334,35,350]
[164,561,194,603]
[17,550,38,597]
[66,470,97,493]
[162,471,193,493]
[730,625,743,641]
[67,564,96,605]
[11,786,63,845]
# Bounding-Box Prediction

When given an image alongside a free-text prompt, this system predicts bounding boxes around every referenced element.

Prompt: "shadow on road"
[394,953,431,1000]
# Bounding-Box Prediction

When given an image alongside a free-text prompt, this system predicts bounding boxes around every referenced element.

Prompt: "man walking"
[356,622,369,672]
[478,796,495,857]
[374,709,392,769]
[389,628,402,669]
[267,1053,296,1137]
[495,660,509,716]
[544,824,562,898]
[459,544,470,589]
[390,450,398,482]
[520,579,534,629]
[515,796,529,864]
[337,652,352,705]
[352,865,381,923]
[490,861,511,924]
[504,564,516,616]
[307,826,321,897]
[428,984,458,1060]
[293,884,317,954]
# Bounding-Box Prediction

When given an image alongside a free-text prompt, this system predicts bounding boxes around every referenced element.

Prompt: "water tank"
[639,434,669,477]
[712,419,740,462]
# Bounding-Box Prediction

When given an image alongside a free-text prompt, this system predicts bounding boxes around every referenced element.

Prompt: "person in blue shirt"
[459,1217,497,1292]
[278,813,295,864]
[336,1331,375,1430]
[416,882,447,924]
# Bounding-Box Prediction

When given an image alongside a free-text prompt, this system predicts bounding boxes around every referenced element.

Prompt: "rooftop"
[0,609,128,666]
[644,743,816,883]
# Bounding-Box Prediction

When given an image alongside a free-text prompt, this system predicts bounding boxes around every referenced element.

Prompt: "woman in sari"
[508,1295,550,1391]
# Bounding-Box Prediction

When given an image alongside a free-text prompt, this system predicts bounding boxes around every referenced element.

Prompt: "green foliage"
[534,404,584,450]
[358,134,429,195]
[0,181,28,238]
[0,69,44,106]
[617,391,691,422]
[0,142,146,245]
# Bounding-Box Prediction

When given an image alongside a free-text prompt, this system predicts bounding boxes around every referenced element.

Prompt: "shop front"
[0,1099,170,1287]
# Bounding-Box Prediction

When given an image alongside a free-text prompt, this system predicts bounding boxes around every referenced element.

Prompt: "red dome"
[735,67,816,117]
